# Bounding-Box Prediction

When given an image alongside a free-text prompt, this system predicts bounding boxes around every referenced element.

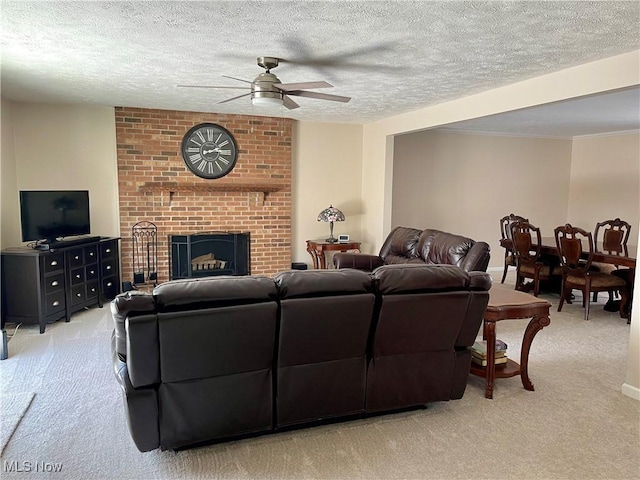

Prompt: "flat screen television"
[20,190,91,243]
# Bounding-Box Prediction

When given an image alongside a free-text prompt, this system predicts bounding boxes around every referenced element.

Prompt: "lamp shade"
[317,205,345,223]
[317,205,345,243]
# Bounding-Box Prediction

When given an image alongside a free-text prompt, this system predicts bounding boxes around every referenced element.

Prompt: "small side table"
[306,240,361,269]
[470,283,551,399]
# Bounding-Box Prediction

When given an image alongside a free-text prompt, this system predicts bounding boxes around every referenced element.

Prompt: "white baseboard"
[621,382,640,401]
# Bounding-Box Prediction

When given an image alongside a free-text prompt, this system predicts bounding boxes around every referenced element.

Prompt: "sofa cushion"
[373,264,469,294]
[274,269,373,299]
[417,229,475,267]
[153,275,277,309]
[378,227,422,261]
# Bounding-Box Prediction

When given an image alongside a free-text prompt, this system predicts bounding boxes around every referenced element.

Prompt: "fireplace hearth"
[170,232,250,280]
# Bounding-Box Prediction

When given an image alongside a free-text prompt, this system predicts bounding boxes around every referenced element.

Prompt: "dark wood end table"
[470,283,551,399]
[306,240,361,269]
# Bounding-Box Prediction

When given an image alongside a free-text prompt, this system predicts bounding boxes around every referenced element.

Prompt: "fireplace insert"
[169,232,250,279]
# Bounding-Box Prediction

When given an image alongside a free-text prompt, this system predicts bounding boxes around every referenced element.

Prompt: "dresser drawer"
[70,266,85,285]
[45,291,66,315]
[85,245,98,263]
[102,276,119,300]
[100,242,116,258]
[43,252,65,273]
[45,272,65,294]
[101,260,117,277]
[67,248,85,267]
[70,285,86,306]
[85,264,99,281]
[86,281,99,300]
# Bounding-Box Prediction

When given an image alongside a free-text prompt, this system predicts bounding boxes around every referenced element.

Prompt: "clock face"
[181,123,238,179]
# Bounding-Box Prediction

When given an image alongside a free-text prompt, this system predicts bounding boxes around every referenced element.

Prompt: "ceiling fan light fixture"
[251,91,283,107]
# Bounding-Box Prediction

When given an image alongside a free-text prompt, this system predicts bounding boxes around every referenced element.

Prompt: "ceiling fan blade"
[177,85,250,90]
[286,90,351,103]
[281,36,396,62]
[218,92,252,104]
[222,75,253,84]
[282,95,300,110]
[274,81,333,92]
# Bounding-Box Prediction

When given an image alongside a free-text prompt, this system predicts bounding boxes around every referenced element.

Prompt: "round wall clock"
[180,123,238,179]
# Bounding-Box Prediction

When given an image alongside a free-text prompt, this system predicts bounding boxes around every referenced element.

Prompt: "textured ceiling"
[1,1,639,135]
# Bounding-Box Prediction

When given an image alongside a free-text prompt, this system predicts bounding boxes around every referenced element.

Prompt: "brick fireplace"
[115,107,292,285]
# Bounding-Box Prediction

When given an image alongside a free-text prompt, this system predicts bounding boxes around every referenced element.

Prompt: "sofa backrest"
[371,264,486,354]
[366,264,490,411]
[379,226,490,272]
[273,269,376,426]
[378,226,423,265]
[124,275,278,389]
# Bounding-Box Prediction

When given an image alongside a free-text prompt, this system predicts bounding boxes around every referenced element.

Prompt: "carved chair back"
[594,218,631,256]
[554,224,594,275]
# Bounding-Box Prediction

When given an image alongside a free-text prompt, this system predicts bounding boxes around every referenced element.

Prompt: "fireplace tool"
[132,221,158,287]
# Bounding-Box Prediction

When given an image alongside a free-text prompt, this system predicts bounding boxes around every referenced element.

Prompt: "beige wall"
[3,103,120,241]
[392,131,572,266]
[362,50,640,253]
[568,133,640,230]
[291,121,364,265]
[1,98,20,249]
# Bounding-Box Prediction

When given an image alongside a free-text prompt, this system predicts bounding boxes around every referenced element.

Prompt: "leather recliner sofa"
[333,226,491,272]
[111,264,491,452]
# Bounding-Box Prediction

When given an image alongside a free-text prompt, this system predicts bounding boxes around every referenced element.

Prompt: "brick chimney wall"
[115,107,292,284]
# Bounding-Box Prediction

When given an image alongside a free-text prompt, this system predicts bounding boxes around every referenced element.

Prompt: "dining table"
[500,236,636,316]
[500,237,637,269]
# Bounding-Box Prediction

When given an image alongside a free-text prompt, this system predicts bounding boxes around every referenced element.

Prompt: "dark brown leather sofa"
[111,265,491,452]
[333,226,491,272]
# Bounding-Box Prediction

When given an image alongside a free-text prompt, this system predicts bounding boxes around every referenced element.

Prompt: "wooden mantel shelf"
[138,182,285,194]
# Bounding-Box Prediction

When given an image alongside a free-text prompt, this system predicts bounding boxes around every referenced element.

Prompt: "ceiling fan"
[177,56,351,110]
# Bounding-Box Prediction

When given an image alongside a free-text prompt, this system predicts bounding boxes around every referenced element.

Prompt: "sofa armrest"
[111,331,160,452]
[333,252,384,271]
[460,241,491,272]
[111,291,156,361]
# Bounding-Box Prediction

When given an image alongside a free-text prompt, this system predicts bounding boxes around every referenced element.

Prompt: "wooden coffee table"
[470,283,551,399]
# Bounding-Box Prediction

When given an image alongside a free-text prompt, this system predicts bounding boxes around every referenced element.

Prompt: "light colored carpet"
[0,392,35,456]
[0,272,638,480]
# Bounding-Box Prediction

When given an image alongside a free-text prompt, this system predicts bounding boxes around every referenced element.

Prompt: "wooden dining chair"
[554,224,629,321]
[592,218,632,303]
[510,220,561,297]
[499,213,528,283]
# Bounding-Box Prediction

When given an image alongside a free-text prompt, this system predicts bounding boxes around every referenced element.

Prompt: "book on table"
[471,355,508,367]
[472,339,508,357]
[471,339,508,367]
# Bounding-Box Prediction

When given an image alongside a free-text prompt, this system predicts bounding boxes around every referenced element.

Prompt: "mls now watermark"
[4,460,63,473]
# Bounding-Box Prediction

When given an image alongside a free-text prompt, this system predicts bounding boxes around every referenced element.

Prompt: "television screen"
[20,190,91,242]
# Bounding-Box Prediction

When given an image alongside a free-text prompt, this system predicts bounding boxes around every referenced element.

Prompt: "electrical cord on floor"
[5,322,22,341]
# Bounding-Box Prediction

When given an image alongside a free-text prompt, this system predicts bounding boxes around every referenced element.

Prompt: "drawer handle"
[76,274,81,279]
[106,265,112,270]
[89,252,95,257]
[76,293,82,297]
[75,255,80,260]
[51,280,59,287]
[52,300,60,307]
[90,270,95,275]
[51,260,58,266]
[105,248,111,253]
[91,287,96,292]
[107,282,113,287]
